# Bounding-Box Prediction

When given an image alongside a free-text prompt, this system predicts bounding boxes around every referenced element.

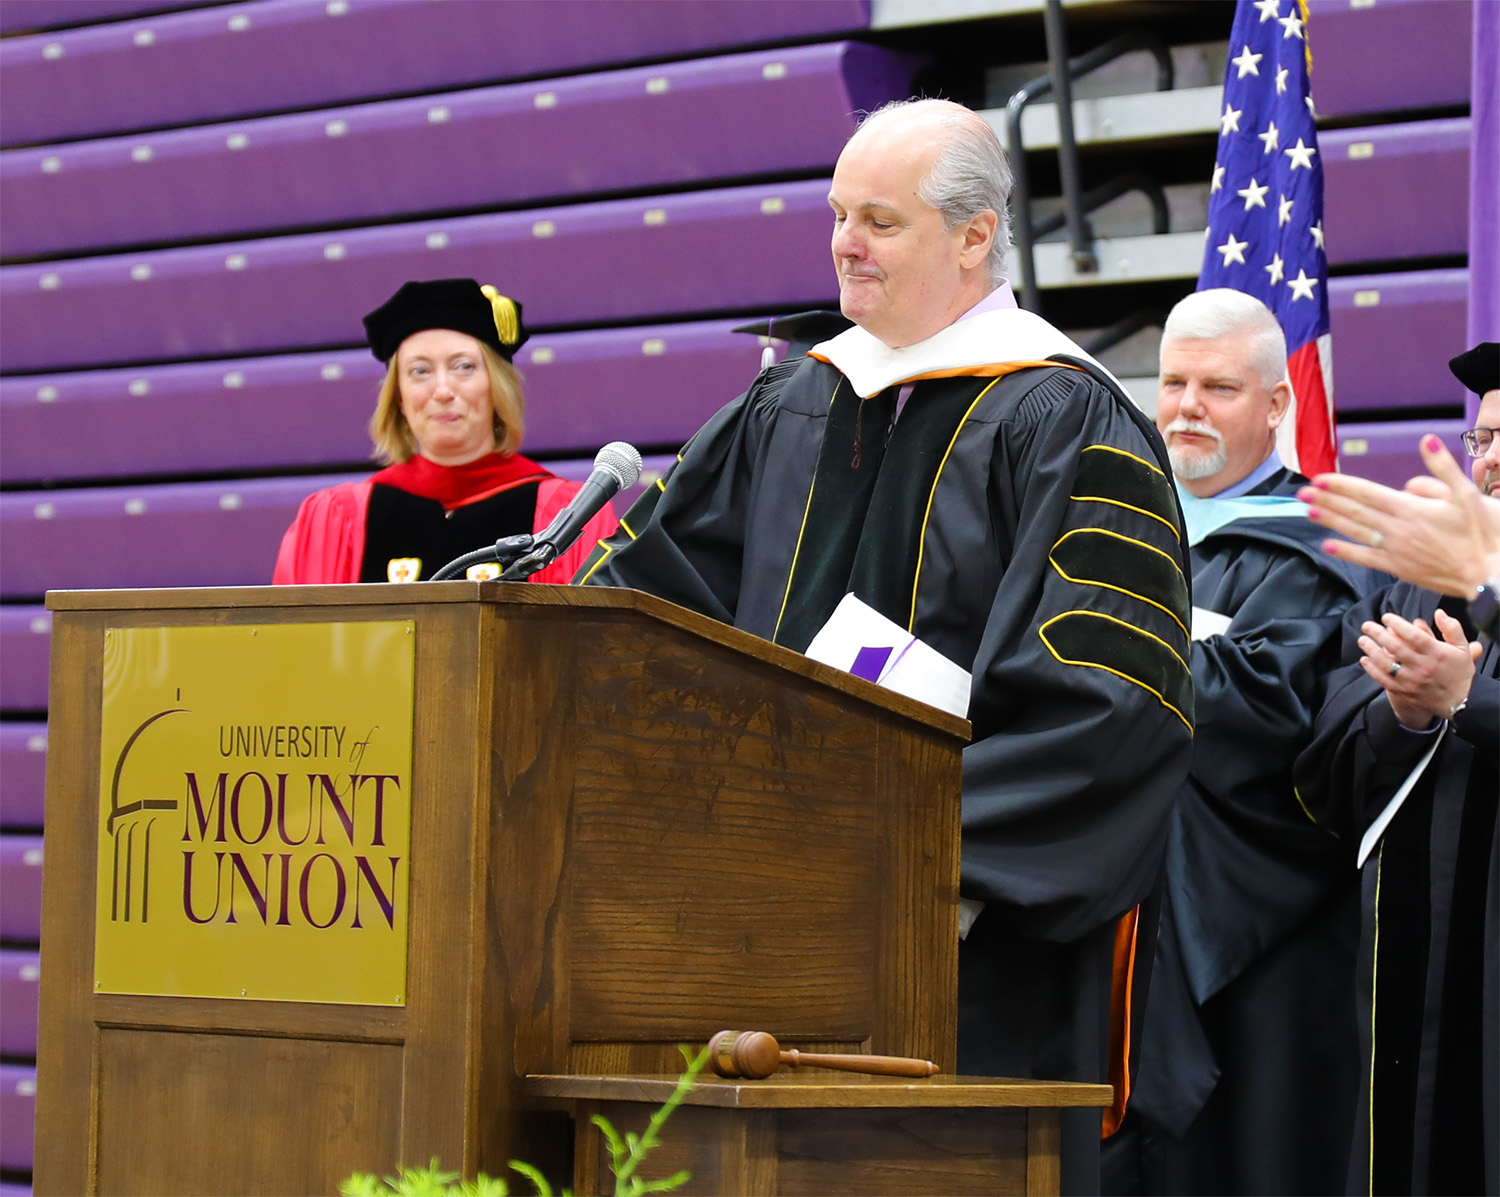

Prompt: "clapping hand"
[1356,607,1480,729]
[1299,435,1500,597]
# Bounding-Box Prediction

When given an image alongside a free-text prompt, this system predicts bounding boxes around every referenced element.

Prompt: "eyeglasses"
[1461,427,1497,457]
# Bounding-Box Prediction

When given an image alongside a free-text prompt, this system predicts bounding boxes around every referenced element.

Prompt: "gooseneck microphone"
[428,532,533,582]
[501,441,641,581]
[428,442,641,583]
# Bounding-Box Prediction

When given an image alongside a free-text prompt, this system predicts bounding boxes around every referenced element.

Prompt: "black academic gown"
[1294,583,1500,1196]
[1111,469,1386,1196]
[581,351,1194,1195]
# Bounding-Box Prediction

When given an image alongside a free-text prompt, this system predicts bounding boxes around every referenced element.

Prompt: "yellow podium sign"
[94,621,416,1006]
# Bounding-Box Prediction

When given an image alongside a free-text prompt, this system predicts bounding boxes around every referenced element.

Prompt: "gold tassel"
[480,284,520,346]
[1300,0,1313,76]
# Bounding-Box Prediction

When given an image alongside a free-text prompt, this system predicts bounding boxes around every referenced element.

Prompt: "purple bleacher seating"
[1330,269,1469,413]
[0,0,870,148]
[0,42,911,258]
[0,950,40,1056]
[0,725,46,830]
[0,180,838,373]
[0,352,382,483]
[0,609,50,713]
[0,320,777,484]
[2,473,363,597]
[1337,418,1466,490]
[0,454,671,598]
[0,835,43,943]
[0,1062,35,1172]
[0,0,197,35]
[1307,0,1471,119]
[1323,119,1469,266]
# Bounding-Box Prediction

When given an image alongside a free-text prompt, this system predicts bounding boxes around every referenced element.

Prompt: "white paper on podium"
[804,593,971,719]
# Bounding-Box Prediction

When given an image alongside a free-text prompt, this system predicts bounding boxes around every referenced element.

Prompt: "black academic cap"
[1448,342,1499,397]
[362,278,529,364]
[733,310,853,358]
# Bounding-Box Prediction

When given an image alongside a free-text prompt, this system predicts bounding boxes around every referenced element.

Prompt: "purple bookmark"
[849,645,892,682]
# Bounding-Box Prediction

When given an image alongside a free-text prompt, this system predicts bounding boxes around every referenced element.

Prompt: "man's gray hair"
[1161,288,1288,387]
[860,99,1013,285]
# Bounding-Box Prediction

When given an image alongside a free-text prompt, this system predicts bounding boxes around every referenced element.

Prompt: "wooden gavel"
[707,1030,939,1079]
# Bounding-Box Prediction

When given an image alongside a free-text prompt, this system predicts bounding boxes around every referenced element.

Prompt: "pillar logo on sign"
[105,706,187,924]
[95,622,416,1006]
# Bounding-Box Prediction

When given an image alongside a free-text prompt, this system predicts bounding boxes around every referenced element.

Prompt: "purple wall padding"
[518,333,770,462]
[1468,0,1499,429]
[0,1061,36,1171]
[1,472,391,597]
[0,950,40,1056]
[0,0,870,147]
[0,351,383,482]
[0,453,672,599]
[0,608,50,714]
[1330,270,1469,413]
[1307,0,1471,118]
[1322,119,1469,265]
[0,0,202,35]
[0,42,912,258]
[0,835,43,943]
[1337,418,1466,489]
[0,725,46,830]
[0,180,839,373]
[0,321,774,484]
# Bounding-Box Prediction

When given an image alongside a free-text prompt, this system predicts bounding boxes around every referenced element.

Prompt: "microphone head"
[594,441,643,489]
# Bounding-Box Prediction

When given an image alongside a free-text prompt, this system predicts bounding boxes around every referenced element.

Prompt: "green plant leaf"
[608,1043,710,1196]
[339,1047,712,1197]
[592,1112,628,1171]
[387,1159,462,1197]
[635,1170,692,1193]
[455,1172,511,1197]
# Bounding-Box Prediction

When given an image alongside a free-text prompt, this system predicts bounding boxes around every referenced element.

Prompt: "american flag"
[1200,0,1335,475]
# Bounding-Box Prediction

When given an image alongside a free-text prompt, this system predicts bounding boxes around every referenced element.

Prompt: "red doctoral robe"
[273,453,618,586]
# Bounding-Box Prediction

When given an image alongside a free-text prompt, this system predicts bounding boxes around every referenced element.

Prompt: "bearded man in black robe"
[1105,290,1386,1196]
[578,98,1192,1195]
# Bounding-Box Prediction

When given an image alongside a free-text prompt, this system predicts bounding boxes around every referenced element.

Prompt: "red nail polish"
[1313,478,1329,490]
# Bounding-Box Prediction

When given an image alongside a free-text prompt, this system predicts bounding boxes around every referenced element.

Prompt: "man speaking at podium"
[580,98,1192,1194]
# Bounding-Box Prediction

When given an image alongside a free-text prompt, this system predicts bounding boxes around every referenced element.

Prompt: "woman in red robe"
[274,278,617,586]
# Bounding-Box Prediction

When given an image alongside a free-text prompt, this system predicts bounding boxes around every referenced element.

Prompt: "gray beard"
[1169,443,1228,479]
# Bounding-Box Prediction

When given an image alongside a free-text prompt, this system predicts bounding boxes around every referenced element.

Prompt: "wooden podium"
[35,583,968,1195]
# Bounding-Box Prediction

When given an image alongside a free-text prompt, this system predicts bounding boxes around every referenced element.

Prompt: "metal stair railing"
[1081,306,1166,359]
[1008,1,1175,311]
